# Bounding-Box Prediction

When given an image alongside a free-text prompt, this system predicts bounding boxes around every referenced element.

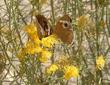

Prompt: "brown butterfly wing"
[35,15,52,39]
[54,15,73,45]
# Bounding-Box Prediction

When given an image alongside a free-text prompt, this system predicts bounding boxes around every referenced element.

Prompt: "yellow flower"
[96,55,105,70]
[77,14,90,28]
[47,64,58,74]
[24,23,40,42]
[64,66,79,80]
[29,33,41,46]
[41,35,59,48]
[24,23,37,34]
[25,41,42,55]
[34,44,42,53]
[29,33,40,43]
[39,49,52,63]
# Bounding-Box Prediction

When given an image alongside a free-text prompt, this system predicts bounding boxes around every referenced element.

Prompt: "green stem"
[50,0,55,26]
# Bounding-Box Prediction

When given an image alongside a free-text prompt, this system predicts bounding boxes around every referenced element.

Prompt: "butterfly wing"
[35,14,73,45]
[35,15,52,39]
[54,15,73,45]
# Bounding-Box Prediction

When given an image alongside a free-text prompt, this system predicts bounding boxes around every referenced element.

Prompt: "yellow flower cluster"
[18,41,52,63]
[25,23,59,48]
[47,64,58,74]
[17,41,42,61]
[24,23,40,44]
[18,23,59,63]
[46,55,79,80]
[96,55,105,70]
[76,14,90,28]
[24,41,42,55]
[25,23,37,34]
[64,65,79,80]
[39,49,52,63]
[41,35,59,48]
[46,64,79,80]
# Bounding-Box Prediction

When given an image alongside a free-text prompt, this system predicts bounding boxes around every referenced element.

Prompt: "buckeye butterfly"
[35,14,73,45]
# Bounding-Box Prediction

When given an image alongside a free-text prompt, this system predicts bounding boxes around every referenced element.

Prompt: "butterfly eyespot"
[63,22,69,28]
[64,23,68,27]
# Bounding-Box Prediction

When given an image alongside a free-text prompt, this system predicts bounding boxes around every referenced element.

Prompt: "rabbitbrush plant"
[0,0,110,85]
